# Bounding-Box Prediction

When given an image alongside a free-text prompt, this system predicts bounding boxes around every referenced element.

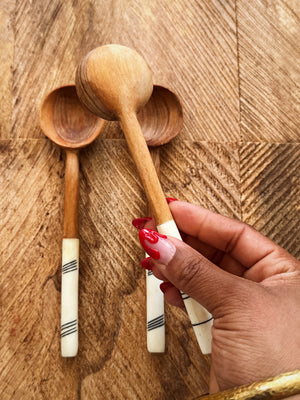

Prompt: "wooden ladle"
[39,85,105,357]
[75,44,212,354]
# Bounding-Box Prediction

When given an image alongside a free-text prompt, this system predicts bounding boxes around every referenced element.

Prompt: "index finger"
[169,201,278,268]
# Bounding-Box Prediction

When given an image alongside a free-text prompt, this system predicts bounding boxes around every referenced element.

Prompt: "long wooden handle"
[64,150,79,238]
[120,112,172,226]
[61,150,80,357]
[120,112,212,354]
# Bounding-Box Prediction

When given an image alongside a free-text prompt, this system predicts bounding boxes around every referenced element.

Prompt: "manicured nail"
[160,281,174,294]
[166,198,178,204]
[132,217,152,230]
[141,257,152,270]
[139,229,176,264]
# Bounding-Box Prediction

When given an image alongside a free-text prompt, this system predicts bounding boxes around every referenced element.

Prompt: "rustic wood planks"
[0,0,299,398]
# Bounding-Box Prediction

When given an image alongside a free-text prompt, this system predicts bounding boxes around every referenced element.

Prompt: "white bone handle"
[157,220,213,354]
[146,260,165,353]
[61,238,79,357]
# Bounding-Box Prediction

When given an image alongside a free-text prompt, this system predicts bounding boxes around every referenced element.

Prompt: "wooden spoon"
[136,85,183,353]
[39,85,105,357]
[75,44,212,354]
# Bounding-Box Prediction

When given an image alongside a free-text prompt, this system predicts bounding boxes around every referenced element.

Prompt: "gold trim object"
[197,369,300,400]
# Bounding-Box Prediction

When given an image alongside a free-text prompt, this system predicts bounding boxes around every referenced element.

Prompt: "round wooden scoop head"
[75,44,153,121]
[75,45,174,226]
[137,86,183,147]
[40,85,104,149]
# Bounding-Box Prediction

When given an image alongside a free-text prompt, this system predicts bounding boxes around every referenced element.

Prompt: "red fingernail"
[139,229,177,265]
[139,229,167,260]
[132,217,152,230]
[166,198,178,204]
[160,281,174,294]
[141,257,152,270]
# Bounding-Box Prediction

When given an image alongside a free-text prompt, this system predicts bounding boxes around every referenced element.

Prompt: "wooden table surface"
[0,1,299,399]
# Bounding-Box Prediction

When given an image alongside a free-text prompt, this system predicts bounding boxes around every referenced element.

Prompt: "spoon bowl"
[137,85,183,147]
[40,84,105,357]
[40,85,104,148]
[76,44,153,121]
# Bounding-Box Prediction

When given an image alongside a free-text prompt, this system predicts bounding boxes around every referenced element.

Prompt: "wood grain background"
[0,0,299,399]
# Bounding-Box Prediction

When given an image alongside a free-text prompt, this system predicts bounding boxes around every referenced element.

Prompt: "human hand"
[134,201,300,392]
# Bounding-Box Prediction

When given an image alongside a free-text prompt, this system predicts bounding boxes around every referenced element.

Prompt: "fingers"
[160,282,185,309]
[139,229,253,317]
[168,201,279,268]
[133,202,299,320]
[243,250,300,283]
[132,214,246,276]
[141,259,185,308]
[183,234,246,277]
[209,367,220,394]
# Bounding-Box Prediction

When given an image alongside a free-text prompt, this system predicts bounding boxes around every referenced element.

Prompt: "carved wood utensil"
[137,85,183,353]
[75,44,212,354]
[39,85,105,357]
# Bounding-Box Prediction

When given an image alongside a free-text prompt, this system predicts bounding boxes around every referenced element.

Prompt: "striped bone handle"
[157,220,213,355]
[61,238,79,357]
[146,262,165,353]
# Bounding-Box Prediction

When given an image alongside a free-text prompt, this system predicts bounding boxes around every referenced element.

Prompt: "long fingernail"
[166,198,178,204]
[160,281,174,293]
[132,217,152,230]
[139,229,176,264]
[140,257,152,270]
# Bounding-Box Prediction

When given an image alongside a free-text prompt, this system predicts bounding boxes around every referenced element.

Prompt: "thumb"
[139,228,250,317]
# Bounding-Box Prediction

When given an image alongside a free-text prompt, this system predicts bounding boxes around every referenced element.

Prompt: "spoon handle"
[146,148,165,353]
[120,113,212,354]
[61,238,79,356]
[157,220,213,354]
[120,112,172,226]
[64,150,79,238]
[61,150,80,357]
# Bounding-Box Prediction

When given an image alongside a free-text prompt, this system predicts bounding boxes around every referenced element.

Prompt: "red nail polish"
[132,217,152,230]
[160,281,174,293]
[139,229,167,260]
[166,198,178,204]
[141,257,152,270]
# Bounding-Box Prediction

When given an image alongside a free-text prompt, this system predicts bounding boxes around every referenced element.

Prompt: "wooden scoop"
[75,45,212,354]
[39,85,105,357]
[137,85,183,353]
[75,44,171,225]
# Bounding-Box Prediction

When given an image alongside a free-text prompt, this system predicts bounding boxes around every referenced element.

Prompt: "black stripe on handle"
[181,293,190,300]
[61,319,77,337]
[192,316,213,327]
[147,314,165,331]
[62,260,77,274]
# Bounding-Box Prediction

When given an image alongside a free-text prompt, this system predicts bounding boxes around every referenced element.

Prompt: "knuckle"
[175,255,202,290]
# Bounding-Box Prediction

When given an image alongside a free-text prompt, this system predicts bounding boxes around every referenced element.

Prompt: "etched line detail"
[61,319,77,337]
[62,260,77,274]
[147,314,165,331]
[192,317,213,327]
[181,292,190,300]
